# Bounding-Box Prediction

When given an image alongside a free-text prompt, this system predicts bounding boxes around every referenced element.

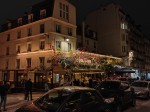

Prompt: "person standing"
[44,81,49,92]
[25,79,33,101]
[0,82,10,111]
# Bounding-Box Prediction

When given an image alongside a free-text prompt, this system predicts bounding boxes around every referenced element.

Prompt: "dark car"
[131,81,150,99]
[95,80,136,111]
[15,86,117,112]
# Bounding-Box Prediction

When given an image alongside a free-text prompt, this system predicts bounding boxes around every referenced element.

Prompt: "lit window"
[68,43,71,51]
[121,23,128,29]
[56,41,61,50]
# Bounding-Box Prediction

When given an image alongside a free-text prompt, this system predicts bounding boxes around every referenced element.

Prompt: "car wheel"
[116,105,123,112]
[146,93,149,100]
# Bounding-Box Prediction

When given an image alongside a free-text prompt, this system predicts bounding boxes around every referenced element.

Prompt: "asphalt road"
[3,93,150,112]
[125,98,150,112]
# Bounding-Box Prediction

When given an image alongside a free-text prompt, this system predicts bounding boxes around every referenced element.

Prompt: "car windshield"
[132,82,148,87]
[100,81,120,91]
[35,88,72,112]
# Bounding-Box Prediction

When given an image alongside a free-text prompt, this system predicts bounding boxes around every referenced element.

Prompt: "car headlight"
[104,98,114,103]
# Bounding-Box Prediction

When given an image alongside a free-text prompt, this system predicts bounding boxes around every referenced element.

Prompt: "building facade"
[85,2,150,77]
[77,22,98,53]
[0,0,76,88]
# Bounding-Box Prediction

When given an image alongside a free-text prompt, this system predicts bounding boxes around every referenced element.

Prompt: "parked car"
[95,80,136,111]
[131,81,150,99]
[16,86,117,112]
[117,77,135,85]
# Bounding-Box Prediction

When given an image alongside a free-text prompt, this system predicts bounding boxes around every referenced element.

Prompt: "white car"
[131,81,150,99]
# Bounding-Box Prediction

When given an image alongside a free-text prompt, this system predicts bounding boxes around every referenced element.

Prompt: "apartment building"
[85,2,150,76]
[77,22,98,53]
[0,0,76,88]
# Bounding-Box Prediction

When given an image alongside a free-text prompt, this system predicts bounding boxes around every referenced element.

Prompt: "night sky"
[0,0,150,37]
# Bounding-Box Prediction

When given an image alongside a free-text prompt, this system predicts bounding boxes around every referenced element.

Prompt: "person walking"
[0,82,10,111]
[25,79,33,101]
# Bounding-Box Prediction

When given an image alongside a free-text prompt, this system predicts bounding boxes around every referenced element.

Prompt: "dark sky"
[0,0,150,37]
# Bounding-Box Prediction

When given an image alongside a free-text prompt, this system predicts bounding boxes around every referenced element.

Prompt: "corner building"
[0,0,76,88]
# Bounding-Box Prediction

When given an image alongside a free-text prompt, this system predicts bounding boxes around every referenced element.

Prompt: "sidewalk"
[6,92,44,106]
[1,92,44,112]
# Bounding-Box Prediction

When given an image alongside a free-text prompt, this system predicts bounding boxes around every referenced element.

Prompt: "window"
[59,2,69,20]
[40,24,45,33]
[28,14,33,23]
[16,45,20,53]
[8,22,11,29]
[26,58,31,68]
[59,3,62,17]
[56,41,61,50]
[66,5,69,20]
[122,46,126,52]
[17,31,21,39]
[56,24,61,33]
[18,18,22,26]
[121,23,127,29]
[67,28,72,36]
[6,47,9,55]
[16,59,20,69]
[27,28,32,36]
[39,57,45,66]
[7,34,10,41]
[63,4,65,18]
[40,40,45,50]
[68,43,71,51]
[27,43,31,52]
[40,9,46,19]
[6,60,9,69]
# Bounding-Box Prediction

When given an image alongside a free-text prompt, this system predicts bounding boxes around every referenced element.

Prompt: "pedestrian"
[44,81,49,92]
[25,79,33,101]
[24,79,28,100]
[0,82,10,111]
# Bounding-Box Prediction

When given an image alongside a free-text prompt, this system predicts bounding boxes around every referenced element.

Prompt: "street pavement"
[1,92,44,112]
[2,92,150,112]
